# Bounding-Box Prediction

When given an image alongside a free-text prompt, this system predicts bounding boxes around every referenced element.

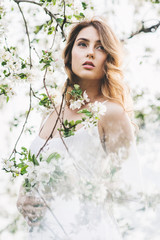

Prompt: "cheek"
[71,48,82,71]
[72,48,81,62]
[99,57,106,70]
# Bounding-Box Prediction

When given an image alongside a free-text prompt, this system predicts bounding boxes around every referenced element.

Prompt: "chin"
[76,73,100,81]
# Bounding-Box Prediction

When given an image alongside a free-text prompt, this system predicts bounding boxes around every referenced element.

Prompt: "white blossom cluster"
[41,0,94,26]
[0,47,37,84]
[24,154,109,204]
[83,101,107,128]
[3,158,20,174]
[0,1,6,42]
[69,90,107,127]
[69,90,90,110]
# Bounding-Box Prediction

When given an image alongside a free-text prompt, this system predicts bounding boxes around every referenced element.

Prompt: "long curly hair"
[62,17,133,118]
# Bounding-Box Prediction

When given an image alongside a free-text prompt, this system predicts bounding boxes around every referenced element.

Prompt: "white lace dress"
[27,113,142,240]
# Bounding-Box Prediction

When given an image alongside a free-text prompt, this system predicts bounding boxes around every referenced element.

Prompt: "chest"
[40,106,88,139]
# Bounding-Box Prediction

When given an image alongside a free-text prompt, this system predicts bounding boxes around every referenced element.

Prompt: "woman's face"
[71,26,107,82]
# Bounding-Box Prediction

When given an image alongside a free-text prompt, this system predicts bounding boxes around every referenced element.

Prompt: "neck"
[76,78,103,103]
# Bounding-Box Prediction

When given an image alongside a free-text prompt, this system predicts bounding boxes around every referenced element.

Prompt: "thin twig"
[30,87,41,101]
[13,0,67,40]
[0,216,20,234]
[16,2,32,68]
[50,23,58,49]
[35,187,69,238]
[13,0,42,7]
[43,69,64,127]
[43,70,69,151]
[9,84,32,160]
[32,46,40,59]
[61,0,67,37]
[127,20,160,39]
[36,69,69,157]
[43,7,66,40]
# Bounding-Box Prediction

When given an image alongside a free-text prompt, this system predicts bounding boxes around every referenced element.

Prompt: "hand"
[17,187,47,227]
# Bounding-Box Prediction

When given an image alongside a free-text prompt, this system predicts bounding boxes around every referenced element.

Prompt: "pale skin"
[17,26,134,225]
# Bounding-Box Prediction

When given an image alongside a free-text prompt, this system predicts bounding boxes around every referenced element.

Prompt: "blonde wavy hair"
[62,17,133,119]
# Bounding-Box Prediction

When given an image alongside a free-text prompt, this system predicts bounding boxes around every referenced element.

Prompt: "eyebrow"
[76,38,101,43]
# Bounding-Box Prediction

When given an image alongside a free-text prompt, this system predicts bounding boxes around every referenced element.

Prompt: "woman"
[17,18,142,240]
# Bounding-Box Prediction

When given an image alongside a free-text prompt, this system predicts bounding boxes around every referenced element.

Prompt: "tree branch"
[15,1,32,68]
[36,68,69,157]
[128,20,160,39]
[30,87,41,101]
[8,84,32,160]
[43,7,66,40]
[35,187,69,237]
[0,216,20,235]
[61,0,67,36]
[13,0,66,40]
[50,23,58,49]
[13,0,42,7]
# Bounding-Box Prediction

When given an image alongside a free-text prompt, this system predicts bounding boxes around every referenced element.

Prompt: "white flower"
[82,118,95,129]
[94,183,107,202]
[36,168,51,183]
[3,159,14,171]
[69,99,84,110]
[26,162,35,175]
[83,90,90,102]
[89,101,107,116]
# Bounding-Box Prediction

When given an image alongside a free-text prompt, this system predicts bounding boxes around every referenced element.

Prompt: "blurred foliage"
[0,0,160,239]
[133,90,160,129]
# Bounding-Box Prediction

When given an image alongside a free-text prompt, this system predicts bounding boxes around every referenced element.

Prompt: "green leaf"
[17,163,24,168]
[74,84,80,90]
[34,24,44,34]
[46,152,61,163]
[75,119,82,125]
[52,0,56,5]
[82,2,88,10]
[57,18,63,24]
[73,13,85,20]
[18,73,27,79]
[1,61,7,66]
[23,178,31,190]
[39,94,51,107]
[21,165,28,175]
[48,26,55,35]
[80,12,85,17]
[28,150,32,161]
[29,153,39,166]
[67,15,72,20]
[64,119,68,126]
[66,3,72,7]
[21,146,27,152]
[78,109,92,117]
[21,62,27,69]
[69,120,75,127]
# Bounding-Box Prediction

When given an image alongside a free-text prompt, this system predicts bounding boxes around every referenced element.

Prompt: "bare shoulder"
[99,101,134,136]
[102,101,128,121]
[99,101,134,151]
[39,108,57,139]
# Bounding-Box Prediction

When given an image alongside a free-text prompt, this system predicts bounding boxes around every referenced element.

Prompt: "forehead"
[75,26,100,41]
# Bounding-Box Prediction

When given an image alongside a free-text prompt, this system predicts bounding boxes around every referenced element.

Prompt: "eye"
[78,42,87,47]
[97,45,105,51]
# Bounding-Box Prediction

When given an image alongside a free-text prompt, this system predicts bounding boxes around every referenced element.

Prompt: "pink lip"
[83,65,95,69]
[83,61,95,67]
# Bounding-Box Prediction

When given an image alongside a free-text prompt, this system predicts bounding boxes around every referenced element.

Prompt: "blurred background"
[0,0,160,239]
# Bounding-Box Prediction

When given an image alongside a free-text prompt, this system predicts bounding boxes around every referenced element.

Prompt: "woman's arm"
[99,102,134,154]
[99,102,143,195]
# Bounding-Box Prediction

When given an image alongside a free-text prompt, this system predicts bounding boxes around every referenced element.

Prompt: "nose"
[86,46,95,58]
